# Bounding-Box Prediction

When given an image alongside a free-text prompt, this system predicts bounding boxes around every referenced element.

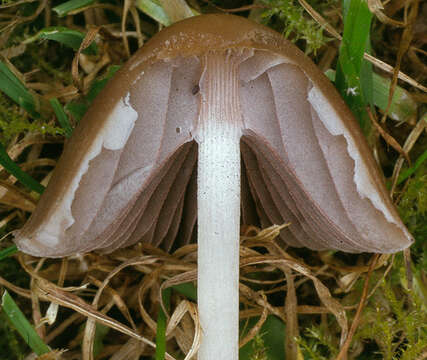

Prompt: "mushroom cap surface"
[14,14,413,257]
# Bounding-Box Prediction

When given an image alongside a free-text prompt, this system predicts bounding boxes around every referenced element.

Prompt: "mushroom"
[14,14,413,360]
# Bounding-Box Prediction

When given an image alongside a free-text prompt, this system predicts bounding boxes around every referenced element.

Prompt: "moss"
[358,275,427,359]
[0,93,64,143]
[249,335,268,360]
[297,260,427,360]
[260,0,335,54]
[0,258,31,359]
[0,313,27,360]
[398,162,427,269]
[297,324,339,360]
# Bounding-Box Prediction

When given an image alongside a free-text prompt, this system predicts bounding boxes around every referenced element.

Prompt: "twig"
[334,254,379,360]
[380,0,420,123]
[367,107,410,164]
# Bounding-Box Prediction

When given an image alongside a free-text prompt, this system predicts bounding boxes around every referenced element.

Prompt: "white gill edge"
[35,93,138,246]
[239,51,410,242]
[307,85,409,233]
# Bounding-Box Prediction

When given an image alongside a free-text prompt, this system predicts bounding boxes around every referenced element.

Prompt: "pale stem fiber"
[196,52,243,360]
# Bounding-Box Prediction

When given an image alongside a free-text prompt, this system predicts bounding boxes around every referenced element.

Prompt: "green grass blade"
[156,0,198,23]
[86,65,121,102]
[49,98,73,138]
[153,283,195,359]
[360,40,374,107]
[240,315,286,360]
[0,61,38,118]
[335,0,373,133]
[24,27,98,55]
[325,69,416,123]
[171,282,197,302]
[373,73,417,122]
[155,287,171,360]
[1,291,51,355]
[135,0,171,26]
[398,149,427,185]
[93,323,109,358]
[53,0,96,17]
[0,143,45,194]
[65,65,121,122]
[0,245,18,261]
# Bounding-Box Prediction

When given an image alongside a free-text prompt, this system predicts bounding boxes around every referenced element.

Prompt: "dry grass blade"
[0,275,32,298]
[284,268,299,360]
[408,46,427,77]
[82,276,137,360]
[199,1,265,13]
[160,270,197,295]
[166,300,201,360]
[30,259,46,339]
[297,305,331,314]
[1,134,60,173]
[38,259,68,328]
[33,278,177,359]
[239,294,268,348]
[109,338,146,360]
[240,223,290,244]
[0,44,26,58]
[334,254,379,360]
[81,51,111,91]
[88,256,163,348]
[88,276,137,329]
[242,256,349,346]
[0,0,48,33]
[157,267,197,322]
[0,181,36,212]
[321,252,390,273]
[19,158,57,172]
[82,311,101,360]
[121,0,133,58]
[415,349,427,360]
[240,273,285,285]
[35,349,66,360]
[137,272,162,334]
[367,0,405,26]
[45,312,82,344]
[380,0,421,123]
[130,5,144,48]
[367,108,411,163]
[65,3,122,17]
[364,51,426,93]
[159,0,194,23]
[391,116,427,195]
[0,0,38,9]
[0,210,18,229]
[71,27,100,90]
[297,0,342,40]
[239,282,283,320]
[403,248,413,292]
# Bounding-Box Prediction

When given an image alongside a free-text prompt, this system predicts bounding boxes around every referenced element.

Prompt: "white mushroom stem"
[196,52,242,360]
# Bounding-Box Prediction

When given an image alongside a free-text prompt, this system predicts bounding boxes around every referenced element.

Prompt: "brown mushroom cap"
[14,14,413,257]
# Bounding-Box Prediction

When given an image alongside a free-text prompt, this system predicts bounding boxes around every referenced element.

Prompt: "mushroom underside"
[55,134,407,255]
[83,135,405,255]
[14,50,411,256]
